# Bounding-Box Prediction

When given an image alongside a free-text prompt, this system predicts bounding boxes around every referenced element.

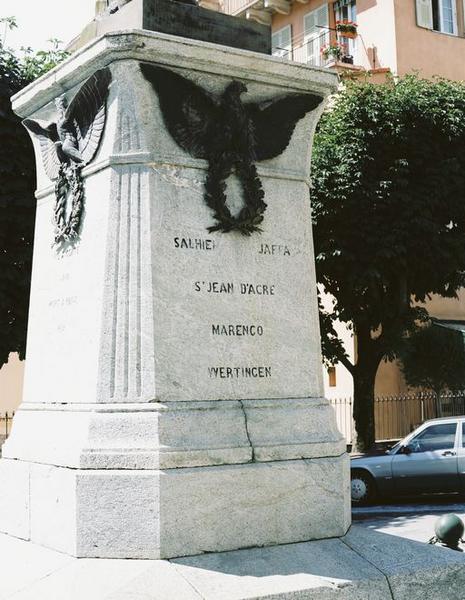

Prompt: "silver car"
[351,416,465,504]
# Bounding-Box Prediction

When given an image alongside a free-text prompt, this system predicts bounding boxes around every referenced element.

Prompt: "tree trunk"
[352,368,376,452]
[352,325,382,453]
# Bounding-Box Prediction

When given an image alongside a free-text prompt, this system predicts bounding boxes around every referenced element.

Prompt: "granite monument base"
[0,397,349,558]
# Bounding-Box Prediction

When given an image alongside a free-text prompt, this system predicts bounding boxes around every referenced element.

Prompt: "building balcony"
[222,0,308,24]
[274,31,365,73]
[223,0,262,15]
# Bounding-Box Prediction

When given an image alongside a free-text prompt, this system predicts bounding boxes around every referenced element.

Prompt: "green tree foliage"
[0,18,68,368]
[312,75,465,451]
[400,322,465,395]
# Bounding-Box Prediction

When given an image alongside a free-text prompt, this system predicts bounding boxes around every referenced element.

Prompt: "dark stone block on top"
[91,0,271,55]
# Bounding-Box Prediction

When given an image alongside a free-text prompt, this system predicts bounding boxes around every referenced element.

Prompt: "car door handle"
[442,451,456,456]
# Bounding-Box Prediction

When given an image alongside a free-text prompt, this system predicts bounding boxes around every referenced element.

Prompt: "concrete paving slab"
[343,526,465,600]
[0,534,73,600]
[8,559,200,600]
[7,560,152,600]
[171,536,390,600]
[103,561,203,600]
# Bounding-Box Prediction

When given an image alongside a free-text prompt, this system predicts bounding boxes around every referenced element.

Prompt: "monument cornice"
[34,151,313,201]
[12,29,338,118]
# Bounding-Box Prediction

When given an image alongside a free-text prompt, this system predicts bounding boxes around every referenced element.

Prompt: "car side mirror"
[400,445,412,455]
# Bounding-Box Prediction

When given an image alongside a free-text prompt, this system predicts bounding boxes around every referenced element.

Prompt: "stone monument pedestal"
[1,25,465,600]
[0,30,349,560]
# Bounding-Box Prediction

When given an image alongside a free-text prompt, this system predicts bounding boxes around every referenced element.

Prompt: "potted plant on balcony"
[341,54,354,65]
[336,20,358,39]
[321,42,345,62]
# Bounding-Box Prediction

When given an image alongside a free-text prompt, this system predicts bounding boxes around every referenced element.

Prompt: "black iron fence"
[329,391,465,445]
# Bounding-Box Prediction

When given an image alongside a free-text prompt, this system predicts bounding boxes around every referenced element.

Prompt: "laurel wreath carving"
[54,164,85,245]
[140,64,323,237]
[204,158,267,235]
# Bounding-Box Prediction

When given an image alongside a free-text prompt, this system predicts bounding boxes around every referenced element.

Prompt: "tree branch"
[338,352,355,376]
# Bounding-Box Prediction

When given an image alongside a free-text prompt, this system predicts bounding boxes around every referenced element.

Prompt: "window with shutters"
[334,0,356,23]
[272,25,292,59]
[416,0,458,34]
[437,0,457,33]
[303,4,330,67]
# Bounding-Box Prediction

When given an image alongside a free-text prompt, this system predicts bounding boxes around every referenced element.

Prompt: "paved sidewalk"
[2,525,465,600]
[355,507,465,548]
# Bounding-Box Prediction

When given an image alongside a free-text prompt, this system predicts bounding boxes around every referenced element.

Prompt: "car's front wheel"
[351,470,376,505]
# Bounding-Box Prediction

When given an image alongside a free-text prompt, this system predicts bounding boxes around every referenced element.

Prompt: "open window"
[334,0,357,57]
[272,25,292,60]
[304,4,330,66]
[416,0,458,34]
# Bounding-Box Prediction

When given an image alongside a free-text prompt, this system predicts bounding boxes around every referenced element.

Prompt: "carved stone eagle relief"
[23,68,112,244]
[140,64,323,235]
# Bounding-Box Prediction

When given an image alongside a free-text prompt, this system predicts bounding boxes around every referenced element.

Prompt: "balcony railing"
[273,30,334,68]
[273,29,358,70]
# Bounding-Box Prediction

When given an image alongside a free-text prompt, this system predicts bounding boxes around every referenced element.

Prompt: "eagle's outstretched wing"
[23,119,61,180]
[66,67,112,166]
[140,63,218,160]
[246,93,324,161]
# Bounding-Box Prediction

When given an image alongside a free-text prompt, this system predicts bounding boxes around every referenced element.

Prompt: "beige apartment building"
[221,0,465,398]
[222,0,465,81]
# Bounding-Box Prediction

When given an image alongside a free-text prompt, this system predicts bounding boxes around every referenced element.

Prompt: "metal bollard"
[429,514,464,551]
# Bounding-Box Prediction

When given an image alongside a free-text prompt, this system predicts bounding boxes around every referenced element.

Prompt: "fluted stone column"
[0,30,349,559]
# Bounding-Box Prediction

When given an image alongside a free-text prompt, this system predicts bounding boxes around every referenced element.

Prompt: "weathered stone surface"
[242,397,346,461]
[0,455,349,558]
[3,397,344,469]
[96,0,272,55]
[2,401,253,469]
[343,526,465,600]
[76,470,160,558]
[155,456,350,559]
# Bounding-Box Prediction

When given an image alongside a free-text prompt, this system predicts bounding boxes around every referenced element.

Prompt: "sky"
[1,0,96,51]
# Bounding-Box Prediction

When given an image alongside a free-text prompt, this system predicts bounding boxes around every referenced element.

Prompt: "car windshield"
[386,441,402,455]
